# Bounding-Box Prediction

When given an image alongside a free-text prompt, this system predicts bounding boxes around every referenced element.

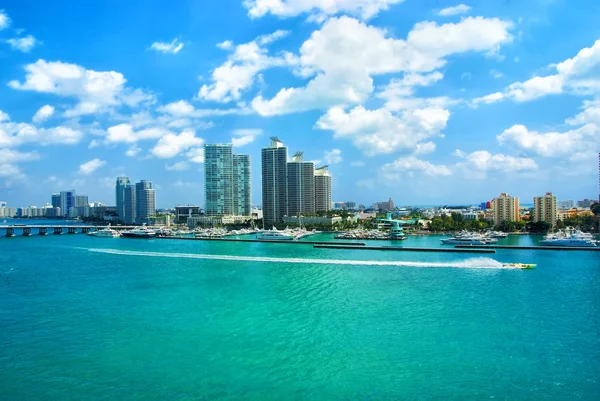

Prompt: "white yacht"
[88,225,120,238]
[539,227,597,247]
[441,237,487,245]
[256,229,295,241]
[121,224,156,238]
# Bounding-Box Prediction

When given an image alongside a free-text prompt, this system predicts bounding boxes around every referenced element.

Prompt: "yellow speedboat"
[503,263,536,269]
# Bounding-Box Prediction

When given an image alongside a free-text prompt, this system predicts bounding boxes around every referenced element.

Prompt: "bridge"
[0,225,136,237]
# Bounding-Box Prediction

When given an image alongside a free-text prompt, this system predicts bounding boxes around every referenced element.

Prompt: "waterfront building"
[175,205,201,224]
[492,193,520,224]
[59,190,76,217]
[287,152,315,217]
[75,195,88,207]
[115,176,130,222]
[261,137,288,224]
[0,201,6,208]
[187,215,249,228]
[51,193,60,208]
[135,180,156,225]
[124,184,136,224]
[314,165,332,212]
[557,200,574,210]
[204,144,234,216]
[283,216,342,225]
[534,192,557,227]
[0,207,18,217]
[233,154,251,216]
[375,198,395,212]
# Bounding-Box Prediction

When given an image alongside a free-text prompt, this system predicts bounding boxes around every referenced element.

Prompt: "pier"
[0,225,136,237]
[314,244,496,253]
[158,236,366,246]
[454,244,600,251]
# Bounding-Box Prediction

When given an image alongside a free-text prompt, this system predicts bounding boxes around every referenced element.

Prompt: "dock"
[157,236,366,246]
[0,225,135,236]
[314,244,496,253]
[454,245,600,251]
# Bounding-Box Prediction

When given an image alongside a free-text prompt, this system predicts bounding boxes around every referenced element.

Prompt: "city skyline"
[1,2,600,207]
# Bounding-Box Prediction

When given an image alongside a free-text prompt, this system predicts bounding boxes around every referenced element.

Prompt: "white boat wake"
[85,248,516,269]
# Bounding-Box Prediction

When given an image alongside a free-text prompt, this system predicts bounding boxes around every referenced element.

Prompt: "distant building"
[59,190,76,217]
[577,199,596,208]
[479,202,487,211]
[204,144,234,216]
[557,200,574,210]
[51,193,60,208]
[492,193,520,224]
[314,165,332,212]
[124,185,136,224]
[115,176,130,222]
[175,205,201,224]
[345,201,357,210]
[534,192,557,227]
[375,198,395,212]
[233,154,251,216]
[283,216,342,225]
[287,152,315,217]
[135,180,156,225]
[0,201,6,208]
[261,137,288,224]
[187,215,249,228]
[75,195,88,207]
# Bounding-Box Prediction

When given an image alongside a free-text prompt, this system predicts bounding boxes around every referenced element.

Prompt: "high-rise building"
[51,193,60,208]
[287,152,315,217]
[314,165,332,212]
[261,137,288,223]
[124,184,136,224]
[115,176,130,222]
[233,154,251,216]
[59,190,76,217]
[75,195,88,207]
[204,144,234,216]
[135,180,155,224]
[492,193,520,224]
[534,192,557,227]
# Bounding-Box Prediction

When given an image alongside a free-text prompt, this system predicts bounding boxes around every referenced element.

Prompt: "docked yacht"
[121,224,156,238]
[539,227,597,247]
[441,237,487,245]
[256,229,295,241]
[88,224,120,238]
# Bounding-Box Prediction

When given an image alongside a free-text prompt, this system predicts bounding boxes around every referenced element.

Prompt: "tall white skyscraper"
[314,165,332,212]
[124,184,136,225]
[287,152,315,217]
[115,176,130,222]
[261,137,288,224]
[135,180,155,224]
[204,144,251,217]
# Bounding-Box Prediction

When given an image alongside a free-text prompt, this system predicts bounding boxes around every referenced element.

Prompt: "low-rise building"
[175,205,201,224]
[283,216,342,225]
[187,215,249,228]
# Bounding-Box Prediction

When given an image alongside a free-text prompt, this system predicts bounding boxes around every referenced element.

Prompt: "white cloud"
[316,105,449,156]
[8,59,155,117]
[217,40,233,50]
[104,123,171,144]
[253,16,513,116]
[150,38,184,54]
[0,148,40,164]
[0,110,9,122]
[32,105,55,123]
[0,10,10,30]
[490,69,503,79]
[232,128,263,147]
[437,4,471,17]
[186,147,205,163]
[454,150,538,174]
[165,161,190,171]
[126,146,141,157]
[474,39,600,105]
[244,0,405,20]
[414,141,436,155]
[150,129,204,158]
[324,148,343,164]
[0,116,83,148]
[257,30,290,45]
[79,158,106,175]
[6,35,37,52]
[198,33,297,103]
[381,156,452,179]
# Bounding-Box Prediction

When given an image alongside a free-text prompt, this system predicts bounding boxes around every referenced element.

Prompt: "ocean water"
[1,230,599,400]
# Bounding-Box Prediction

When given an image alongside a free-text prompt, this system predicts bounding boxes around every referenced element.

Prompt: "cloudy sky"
[1,0,599,208]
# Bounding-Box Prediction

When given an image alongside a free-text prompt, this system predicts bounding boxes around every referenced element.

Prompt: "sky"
[1,0,599,208]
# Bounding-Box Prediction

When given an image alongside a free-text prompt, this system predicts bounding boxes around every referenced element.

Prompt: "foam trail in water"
[85,248,513,269]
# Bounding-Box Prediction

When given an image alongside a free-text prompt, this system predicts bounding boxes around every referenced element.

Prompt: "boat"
[256,229,295,241]
[441,237,487,245]
[539,227,597,247]
[121,224,156,238]
[503,263,536,269]
[88,225,120,238]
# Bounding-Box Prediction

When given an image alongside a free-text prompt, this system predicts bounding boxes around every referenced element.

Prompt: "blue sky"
[1,0,599,208]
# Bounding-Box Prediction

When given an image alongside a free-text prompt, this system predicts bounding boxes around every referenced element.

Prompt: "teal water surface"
[1,233,599,400]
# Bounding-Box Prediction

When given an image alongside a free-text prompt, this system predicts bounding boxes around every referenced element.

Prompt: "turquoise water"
[1,231,599,399]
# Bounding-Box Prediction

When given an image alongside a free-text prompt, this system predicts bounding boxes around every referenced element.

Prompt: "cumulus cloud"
[8,59,155,117]
[6,35,37,52]
[381,156,452,180]
[0,113,82,148]
[474,39,600,105]
[79,158,106,175]
[32,105,55,123]
[316,105,450,156]
[244,0,405,20]
[186,147,205,163]
[323,148,343,164]
[0,149,40,179]
[150,38,184,54]
[252,16,513,116]
[232,128,263,147]
[0,9,10,30]
[150,129,204,158]
[216,40,233,50]
[437,4,471,17]
[455,150,538,173]
[165,161,190,171]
